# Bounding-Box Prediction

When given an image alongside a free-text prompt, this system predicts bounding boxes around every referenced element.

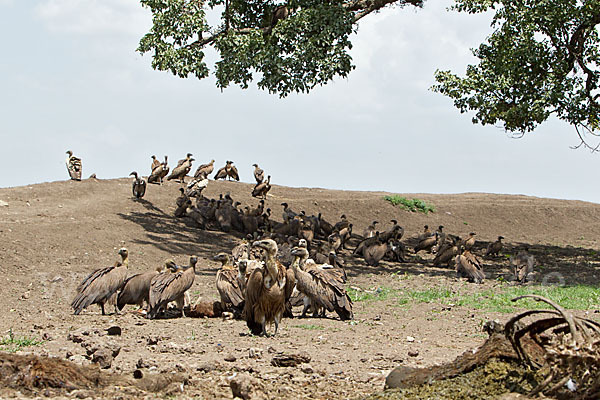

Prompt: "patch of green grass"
[0,330,43,353]
[294,324,324,331]
[457,285,600,313]
[383,196,435,214]
[348,286,399,302]
[403,288,455,303]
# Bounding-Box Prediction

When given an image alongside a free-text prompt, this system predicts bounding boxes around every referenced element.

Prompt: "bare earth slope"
[1,178,599,399]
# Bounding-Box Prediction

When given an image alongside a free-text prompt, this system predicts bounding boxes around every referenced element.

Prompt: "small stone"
[408,350,419,357]
[230,373,255,400]
[224,354,237,362]
[300,364,314,374]
[196,361,216,372]
[248,348,262,359]
[50,275,63,283]
[0,200,8,207]
[133,369,143,379]
[106,326,121,336]
[406,336,415,343]
[92,348,114,369]
[146,336,159,345]
[20,292,30,300]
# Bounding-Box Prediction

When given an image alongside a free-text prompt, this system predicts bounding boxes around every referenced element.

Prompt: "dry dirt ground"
[1,177,600,399]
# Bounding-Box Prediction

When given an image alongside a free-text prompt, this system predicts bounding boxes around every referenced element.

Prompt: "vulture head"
[252,239,278,257]
[118,248,128,259]
[165,259,178,272]
[390,219,398,225]
[213,253,230,266]
[470,232,476,237]
[187,153,193,158]
[252,163,258,167]
[290,246,309,259]
[66,150,73,156]
[129,171,138,178]
[298,239,308,248]
[438,225,444,231]
[498,236,504,241]
[189,256,198,268]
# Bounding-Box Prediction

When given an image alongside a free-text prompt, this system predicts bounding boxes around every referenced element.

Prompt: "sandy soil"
[1,177,599,399]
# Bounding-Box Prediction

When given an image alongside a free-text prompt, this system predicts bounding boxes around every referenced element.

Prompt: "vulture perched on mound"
[214,253,245,311]
[194,159,215,179]
[252,175,271,199]
[167,155,194,183]
[129,171,146,199]
[253,164,265,184]
[455,248,485,284]
[290,247,353,320]
[71,248,129,315]
[214,161,231,180]
[150,155,160,172]
[227,162,240,181]
[486,236,504,257]
[65,150,82,181]
[243,239,295,336]
[148,156,169,184]
[147,256,197,319]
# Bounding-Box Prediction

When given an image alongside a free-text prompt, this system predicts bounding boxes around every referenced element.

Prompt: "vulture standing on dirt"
[147,256,197,319]
[486,236,504,257]
[253,164,265,184]
[432,236,460,267]
[252,175,271,199]
[214,161,231,180]
[414,230,437,253]
[363,221,378,239]
[194,159,215,179]
[116,266,163,312]
[511,250,535,283]
[150,155,160,172]
[281,203,297,224]
[227,161,240,181]
[290,247,353,320]
[243,239,295,336]
[71,248,129,315]
[148,156,169,184]
[65,150,82,181]
[129,171,146,199]
[455,248,485,284]
[463,232,476,251]
[418,225,432,241]
[186,175,209,198]
[167,155,194,183]
[363,235,389,267]
[214,253,245,311]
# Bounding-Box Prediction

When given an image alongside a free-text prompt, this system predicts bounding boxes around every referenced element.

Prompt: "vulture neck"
[264,251,279,282]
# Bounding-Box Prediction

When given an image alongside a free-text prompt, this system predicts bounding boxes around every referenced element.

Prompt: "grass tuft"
[0,329,43,353]
[384,195,435,214]
[294,324,324,331]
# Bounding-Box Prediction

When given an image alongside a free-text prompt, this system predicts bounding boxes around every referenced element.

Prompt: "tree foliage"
[137,0,423,97]
[432,0,600,150]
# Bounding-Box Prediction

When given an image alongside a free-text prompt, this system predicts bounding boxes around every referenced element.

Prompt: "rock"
[224,354,237,362]
[50,275,63,283]
[300,364,314,374]
[20,292,30,300]
[0,200,8,207]
[406,336,415,343]
[230,373,255,400]
[196,361,217,372]
[248,348,262,359]
[136,358,155,369]
[271,352,311,367]
[408,350,419,357]
[91,348,114,369]
[106,326,121,336]
[133,369,144,379]
[146,336,160,345]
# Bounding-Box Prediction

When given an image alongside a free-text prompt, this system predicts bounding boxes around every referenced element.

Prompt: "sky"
[1,0,599,203]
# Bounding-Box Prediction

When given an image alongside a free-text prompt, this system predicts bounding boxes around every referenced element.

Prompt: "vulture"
[227,162,240,181]
[418,225,433,241]
[194,159,215,179]
[463,232,476,251]
[186,176,209,198]
[337,224,353,250]
[71,248,129,315]
[147,256,197,319]
[116,266,163,312]
[363,221,378,239]
[174,188,191,218]
[363,236,389,267]
[414,230,437,253]
[433,226,446,253]
[290,246,353,320]
[486,236,504,257]
[148,156,169,184]
[281,203,297,224]
[379,222,404,242]
[129,171,146,199]
[167,155,194,183]
[253,164,265,184]
[176,153,193,167]
[511,250,535,283]
[214,253,245,311]
[65,150,82,181]
[243,239,295,336]
[432,237,459,267]
[150,155,160,172]
[214,161,231,180]
[385,239,407,263]
[317,214,334,237]
[455,248,485,283]
[252,175,271,199]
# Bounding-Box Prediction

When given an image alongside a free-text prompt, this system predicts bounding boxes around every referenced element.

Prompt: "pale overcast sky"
[1,0,599,203]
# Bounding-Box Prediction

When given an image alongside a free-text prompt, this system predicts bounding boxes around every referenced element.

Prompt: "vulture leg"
[301,298,310,317]
[100,303,106,316]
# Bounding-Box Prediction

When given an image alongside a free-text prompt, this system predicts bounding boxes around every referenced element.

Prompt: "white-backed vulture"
[227,162,240,181]
[281,202,297,224]
[486,236,504,257]
[148,156,169,184]
[186,176,208,198]
[364,237,388,267]
[147,256,197,319]
[385,239,406,263]
[253,164,265,184]
[455,248,485,283]
[214,253,245,311]
[251,175,271,199]
[511,250,535,283]
[129,171,147,199]
[291,247,353,320]
[418,225,433,241]
[116,266,162,312]
[214,161,231,180]
[414,230,437,253]
[176,153,193,167]
[71,248,129,315]
[65,150,82,181]
[194,159,215,178]
[432,237,459,267]
[243,239,295,336]
[174,188,191,218]
[363,221,378,239]
[167,156,194,183]
[463,232,476,251]
[150,155,160,172]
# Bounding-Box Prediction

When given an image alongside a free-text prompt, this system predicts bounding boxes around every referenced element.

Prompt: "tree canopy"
[138,1,600,147]
[137,0,422,97]
[433,0,600,150]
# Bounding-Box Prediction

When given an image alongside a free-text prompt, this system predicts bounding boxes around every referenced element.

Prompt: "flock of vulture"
[66,150,536,336]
